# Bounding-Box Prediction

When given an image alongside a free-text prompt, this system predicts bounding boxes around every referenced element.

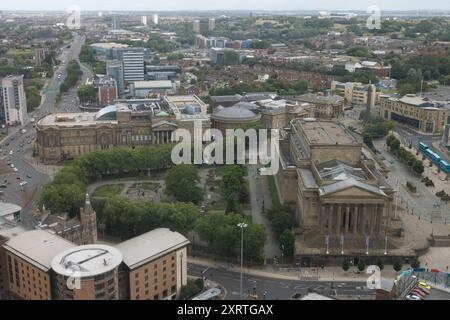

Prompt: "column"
[352,205,358,234]
[361,205,366,235]
[345,206,350,235]
[377,205,383,234]
[327,206,332,235]
[337,205,342,235]
[370,205,375,235]
[319,205,324,234]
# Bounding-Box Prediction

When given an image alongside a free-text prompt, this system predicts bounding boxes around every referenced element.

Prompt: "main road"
[0,32,90,229]
[187,263,374,300]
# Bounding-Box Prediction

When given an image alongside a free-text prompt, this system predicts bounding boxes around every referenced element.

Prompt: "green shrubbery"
[386,135,424,175]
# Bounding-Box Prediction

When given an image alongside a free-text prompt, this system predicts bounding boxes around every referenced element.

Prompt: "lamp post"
[237,222,248,300]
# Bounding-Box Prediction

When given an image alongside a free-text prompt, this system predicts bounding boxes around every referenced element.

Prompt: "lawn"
[133,182,161,192]
[92,184,125,198]
[267,175,281,208]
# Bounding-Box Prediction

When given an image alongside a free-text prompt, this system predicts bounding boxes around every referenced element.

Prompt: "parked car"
[418,282,432,291]
[414,286,430,295]
[19,181,27,187]
[26,174,32,179]
[411,289,427,297]
[405,294,421,300]
[13,168,18,172]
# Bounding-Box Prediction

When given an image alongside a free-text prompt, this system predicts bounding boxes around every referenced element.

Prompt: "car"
[26,174,32,178]
[10,164,15,168]
[0,184,7,188]
[414,286,430,295]
[16,176,21,180]
[13,168,18,172]
[418,282,432,290]
[19,181,27,187]
[406,294,421,300]
[9,150,13,155]
[411,289,427,297]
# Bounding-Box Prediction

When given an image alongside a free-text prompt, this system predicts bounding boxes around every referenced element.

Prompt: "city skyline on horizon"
[2,0,450,12]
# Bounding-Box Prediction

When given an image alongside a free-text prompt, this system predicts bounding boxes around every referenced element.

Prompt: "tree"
[179,280,202,300]
[393,258,403,272]
[342,258,350,272]
[25,86,41,111]
[195,212,266,262]
[375,257,384,271]
[410,257,421,269]
[271,208,296,237]
[279,230,295,259]
[357,258,366,272]
[220,165,248,212]
[40,183,85,218]
[412,160,425,175]
[165,165,203,204]
[77,84,97,103]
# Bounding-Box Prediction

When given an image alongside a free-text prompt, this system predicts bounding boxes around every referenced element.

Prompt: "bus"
[418,142,428,152]
[425,149,441,163]
[439,160,450,173]
[191,288,221,300]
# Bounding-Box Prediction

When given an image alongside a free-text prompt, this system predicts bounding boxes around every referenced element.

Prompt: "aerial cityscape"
[0,0,450,306]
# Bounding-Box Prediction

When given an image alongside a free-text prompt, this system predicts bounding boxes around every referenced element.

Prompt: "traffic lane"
[187,264,372,300]
[393,127,449,163]
[0,129,49,227]
[426,288,450,300]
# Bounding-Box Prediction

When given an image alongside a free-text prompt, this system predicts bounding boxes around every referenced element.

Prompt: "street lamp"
[237,222,248,300]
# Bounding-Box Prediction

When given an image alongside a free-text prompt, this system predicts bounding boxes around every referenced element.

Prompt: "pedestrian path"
[188,256,393,283]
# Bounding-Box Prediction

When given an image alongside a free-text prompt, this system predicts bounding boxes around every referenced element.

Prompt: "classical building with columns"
[275,118,396,265]
[35,95,210,163]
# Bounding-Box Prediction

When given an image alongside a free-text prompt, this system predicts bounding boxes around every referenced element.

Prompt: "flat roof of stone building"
[296,119,359,145]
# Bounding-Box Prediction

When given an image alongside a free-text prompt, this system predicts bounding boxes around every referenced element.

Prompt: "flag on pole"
[365,235,370,246]
[325,235,329,245]
[340,235,344,245]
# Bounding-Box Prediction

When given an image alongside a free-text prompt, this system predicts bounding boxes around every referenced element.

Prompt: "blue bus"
[439,160,450,173]
[418,142,428,152]
[424,149,441,163]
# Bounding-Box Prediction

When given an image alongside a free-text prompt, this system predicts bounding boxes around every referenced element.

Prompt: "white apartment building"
[2,75,28,125]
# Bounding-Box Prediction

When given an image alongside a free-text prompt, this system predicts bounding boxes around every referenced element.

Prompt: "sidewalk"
[188,256,398,283]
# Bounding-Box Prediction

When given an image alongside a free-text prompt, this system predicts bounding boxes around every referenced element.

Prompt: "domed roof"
[212,105,259,120]
[156,111,169,117]
[181,105,196,115]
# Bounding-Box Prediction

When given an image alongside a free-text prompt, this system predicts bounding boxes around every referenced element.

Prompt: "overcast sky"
[1,0,450,11]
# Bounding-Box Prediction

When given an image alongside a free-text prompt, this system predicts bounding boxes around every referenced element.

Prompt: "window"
[154,294,159,300]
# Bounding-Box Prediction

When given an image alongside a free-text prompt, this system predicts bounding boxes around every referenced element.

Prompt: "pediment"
[322,186,383,199]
